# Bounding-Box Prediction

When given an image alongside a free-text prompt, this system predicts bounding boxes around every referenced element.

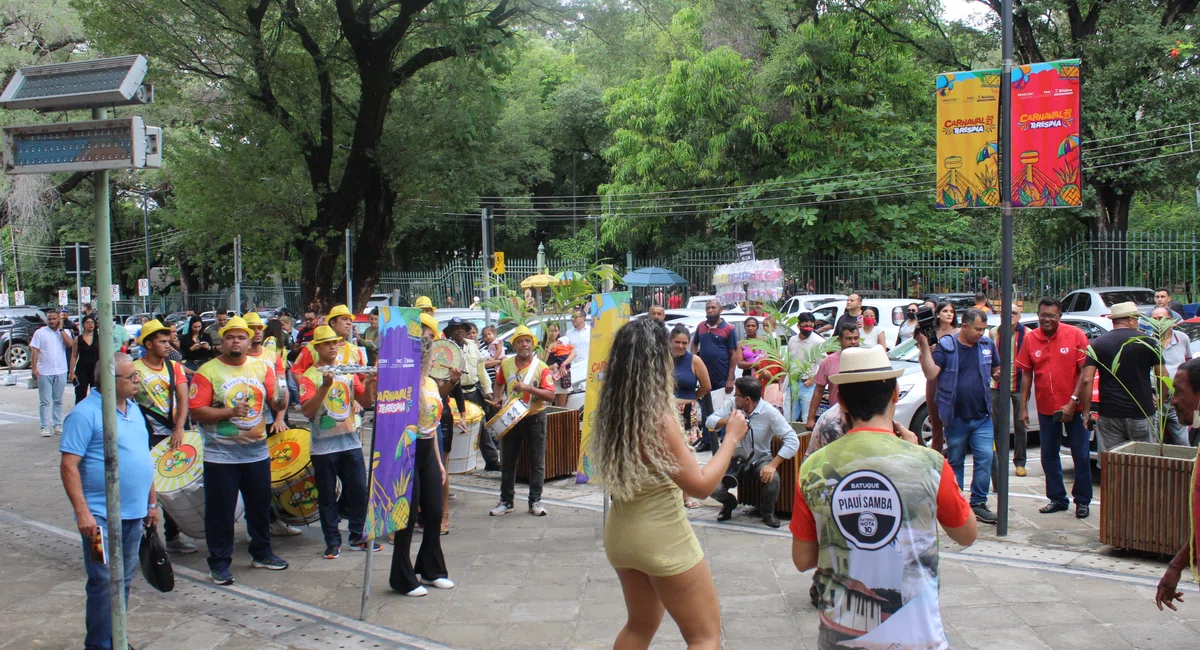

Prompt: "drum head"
[428,339,465,380]
[453,400,485,424]
[151,430,203,492]
[269,428,312,483]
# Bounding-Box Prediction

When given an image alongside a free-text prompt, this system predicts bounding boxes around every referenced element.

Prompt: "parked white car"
[779,294,848,318]
[1060,286,1155,317]
[808,299,921,349]
[685,295,743,313]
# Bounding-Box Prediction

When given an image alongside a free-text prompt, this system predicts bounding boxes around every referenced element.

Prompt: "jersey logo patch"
[832,470,903,550]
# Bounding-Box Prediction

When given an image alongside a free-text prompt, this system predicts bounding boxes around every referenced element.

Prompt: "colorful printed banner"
[576,291,631,484]
[364,306,422,540]
[935,68,1001,209]
[1010,59,1081,207]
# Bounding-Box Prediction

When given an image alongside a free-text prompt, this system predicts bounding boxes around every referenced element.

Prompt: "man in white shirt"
[1154,307,1193,445]
[786,312,826,422]
[31,310,75,437]
[565,309,591,366]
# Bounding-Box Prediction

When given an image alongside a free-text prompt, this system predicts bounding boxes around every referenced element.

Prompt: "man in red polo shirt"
[1016,297,1093,519]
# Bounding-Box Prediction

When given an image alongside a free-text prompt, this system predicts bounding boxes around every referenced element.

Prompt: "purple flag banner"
[364,306,422,540]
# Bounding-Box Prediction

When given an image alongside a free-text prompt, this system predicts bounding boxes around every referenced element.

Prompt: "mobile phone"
[1053,409,1064,422]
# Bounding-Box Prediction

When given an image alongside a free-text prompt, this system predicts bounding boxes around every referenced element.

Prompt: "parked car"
[779,294,848,318]
[124,313,153,342]
[1060,286,1155,317]
[923,292,979,314]
[684,295,743,313]
[362,293,411,314]
[0,307,46,369]
[809,298,916,347]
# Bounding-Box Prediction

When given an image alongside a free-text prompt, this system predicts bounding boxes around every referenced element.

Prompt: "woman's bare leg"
[613,568,666,650]
[648,560,721,650]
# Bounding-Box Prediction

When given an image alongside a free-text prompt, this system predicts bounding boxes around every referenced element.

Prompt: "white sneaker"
[529,501,548,517]
[402,586,428,597]
[53,426,62,435]
[489,501,514,517]
[270,521,303,536]
[39,429,51,438]
[419,576,455,589]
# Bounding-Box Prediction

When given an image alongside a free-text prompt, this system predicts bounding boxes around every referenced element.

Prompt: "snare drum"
[268,429,321,526]
[151,430,243,539]
[485,397,531,440]
[448,401,485,474]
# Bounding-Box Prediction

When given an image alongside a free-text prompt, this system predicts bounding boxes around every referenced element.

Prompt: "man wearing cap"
[243,312,289,435]
[448,317,497,469]
[489,325,555,517]
[190,315,289,584]
[792,346,976,646]
[415,296,435,316]
[298,325,379,558]
[291,304,366,377]
[705,376,799,528]
[132,319,198,553]
[1078,301,1164,451]
[918,307,1002,524]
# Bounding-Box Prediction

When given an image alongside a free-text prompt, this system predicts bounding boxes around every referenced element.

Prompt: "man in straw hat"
[917,307,1002,525]
[132,318,198,553]
[1077,301,1164,454]
[488,325,555,517]
[791,346,976,648]
[189,315,290,585]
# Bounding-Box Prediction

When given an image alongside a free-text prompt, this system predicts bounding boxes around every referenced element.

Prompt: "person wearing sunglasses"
[897,303,921,346]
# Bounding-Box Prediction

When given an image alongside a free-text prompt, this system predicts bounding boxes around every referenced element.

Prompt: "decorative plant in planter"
[1088,316,1197,554]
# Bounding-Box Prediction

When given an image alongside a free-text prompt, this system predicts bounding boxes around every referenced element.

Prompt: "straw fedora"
[1105,302,1142,319]
[830,347,905,385]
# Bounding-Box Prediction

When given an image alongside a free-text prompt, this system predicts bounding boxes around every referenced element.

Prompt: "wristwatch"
[1069,395,1080,404]
[148,504,159,510]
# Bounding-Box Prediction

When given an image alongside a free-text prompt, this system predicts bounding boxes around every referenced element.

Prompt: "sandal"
[684,498,702,509]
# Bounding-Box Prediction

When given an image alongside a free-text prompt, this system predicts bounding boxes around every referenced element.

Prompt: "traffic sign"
[137,278,149,297]
[111,284,120,300]
[492,251,505,274]
[58,290,68,306]
[0,293,7,308]
[80,287,91,303]
[14,290,25,306]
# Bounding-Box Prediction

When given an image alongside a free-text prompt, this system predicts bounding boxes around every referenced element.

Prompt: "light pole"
[140,185,152,313]
[572,151,590,237]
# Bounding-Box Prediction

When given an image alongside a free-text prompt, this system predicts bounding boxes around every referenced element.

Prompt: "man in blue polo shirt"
[59,352,157,650]
[692,299,738,453]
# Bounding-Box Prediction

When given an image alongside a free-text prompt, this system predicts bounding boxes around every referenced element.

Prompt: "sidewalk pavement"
[2,381,1199,649]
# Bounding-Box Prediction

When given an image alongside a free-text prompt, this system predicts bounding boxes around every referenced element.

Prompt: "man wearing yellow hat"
[297,325,379,557]
[243,312,289,435]
[132,319,198,554]
[291,304,366,377]
[488,325,555,517]
[415,296,435,316]
[189,315,290,584]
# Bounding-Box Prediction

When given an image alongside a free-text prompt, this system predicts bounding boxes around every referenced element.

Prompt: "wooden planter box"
[516,406,582,483]
[1100,441,1197,555]
[737,426,810,519]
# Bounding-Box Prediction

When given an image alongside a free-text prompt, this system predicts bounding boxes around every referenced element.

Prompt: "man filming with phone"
[1014,298,1093,518]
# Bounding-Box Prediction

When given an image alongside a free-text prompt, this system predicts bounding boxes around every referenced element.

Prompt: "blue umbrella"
[623,267,688,287]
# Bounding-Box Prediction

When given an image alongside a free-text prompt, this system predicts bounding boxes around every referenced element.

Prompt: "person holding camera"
[917,308,1002,524]
[705,376,800,528]
[1014,297,1093,518]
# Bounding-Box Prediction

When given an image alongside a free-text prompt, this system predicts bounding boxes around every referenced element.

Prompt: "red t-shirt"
[667,295,682,309]
[1014,323,1089,416]
[790,457,971,542]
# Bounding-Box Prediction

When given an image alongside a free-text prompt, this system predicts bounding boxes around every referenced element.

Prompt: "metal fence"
[141,231,1200,312]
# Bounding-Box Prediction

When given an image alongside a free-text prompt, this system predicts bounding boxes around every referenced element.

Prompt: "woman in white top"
[858,306,887,350]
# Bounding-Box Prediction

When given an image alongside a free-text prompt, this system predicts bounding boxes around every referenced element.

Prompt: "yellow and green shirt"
[132,358,187,436]
[189,356,278,463]
[298,366,366,455]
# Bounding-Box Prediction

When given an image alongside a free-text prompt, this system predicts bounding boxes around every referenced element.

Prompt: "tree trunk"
[1093,181,1133,286]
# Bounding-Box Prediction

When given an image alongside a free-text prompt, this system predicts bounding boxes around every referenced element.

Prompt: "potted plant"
[1091,316,1197,554]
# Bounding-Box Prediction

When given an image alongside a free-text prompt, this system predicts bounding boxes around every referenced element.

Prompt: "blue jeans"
[699,393,724,453]
[945,417,994,506]
[286,371,300,406]
[791,382,815,423]
[1038,412,1093,506]
[203,460,274,571]
[37,373,66,430]
[311,448,368,547]
[81,515,142,650]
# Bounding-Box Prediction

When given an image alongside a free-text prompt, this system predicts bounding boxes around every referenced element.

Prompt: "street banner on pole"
[111,284,120,301]
[138,278,149,296]
[1010,59,1081,207]
[364,306,422,540]
[14,290,24,306]
[935,68,1001,209]
[58,290,68,306]
[81,287,91,303]
[576,291,631,484]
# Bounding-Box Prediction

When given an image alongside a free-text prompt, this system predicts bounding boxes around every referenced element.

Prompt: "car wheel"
[5,343,31,370]
[911,405,933,447]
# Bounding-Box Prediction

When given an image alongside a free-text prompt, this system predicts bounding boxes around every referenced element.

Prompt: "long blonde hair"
[590,318,680,501]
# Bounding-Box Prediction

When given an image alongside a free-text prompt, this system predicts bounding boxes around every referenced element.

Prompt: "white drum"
[151,430,243,539]
[485,397,530,440]
[448,402,484,474]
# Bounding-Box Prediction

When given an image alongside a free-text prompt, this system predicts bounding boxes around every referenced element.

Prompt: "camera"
[915,306,939,343]
[722,450,750,490]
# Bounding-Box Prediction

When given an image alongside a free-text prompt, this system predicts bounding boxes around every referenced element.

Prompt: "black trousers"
[148,433,181,541]
[711,457,781,516]
[311,448,368,548]
[74,372,93,404]
[389,437,448,593]
[204,459,274,571]
[500,413,546,507]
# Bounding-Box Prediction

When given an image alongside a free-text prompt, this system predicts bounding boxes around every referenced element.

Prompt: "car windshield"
[889,338,920,363]
[1100,290,1155,306]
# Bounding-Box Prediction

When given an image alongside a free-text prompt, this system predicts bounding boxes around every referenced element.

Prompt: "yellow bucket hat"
[419,313,441,337]
[241,311,265,328]
[327,304,353,322]
[311,325,339,345]
[137,319,171,345]
[415,296,434,312]
[219,316,253,338]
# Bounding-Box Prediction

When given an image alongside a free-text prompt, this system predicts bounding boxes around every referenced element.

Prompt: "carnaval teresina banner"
[935,67,1001,209]
[576,291,631,484]
[364,306,422,540]
[1010,59,1081,207]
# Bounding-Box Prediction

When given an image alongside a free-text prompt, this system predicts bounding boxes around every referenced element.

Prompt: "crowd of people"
[35,285,1200,649]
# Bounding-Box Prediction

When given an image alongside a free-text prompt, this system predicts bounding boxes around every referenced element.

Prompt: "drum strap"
[140,360,179,432]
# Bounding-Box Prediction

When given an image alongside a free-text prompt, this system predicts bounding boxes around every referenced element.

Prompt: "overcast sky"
[941,0,992,26]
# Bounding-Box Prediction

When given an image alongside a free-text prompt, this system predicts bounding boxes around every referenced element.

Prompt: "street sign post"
[0,293,8,308]
[111,284,120,301]
[137,278,149,297]
[14,290,24,306]
[80,287,91,304]
[58,290,68,306]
